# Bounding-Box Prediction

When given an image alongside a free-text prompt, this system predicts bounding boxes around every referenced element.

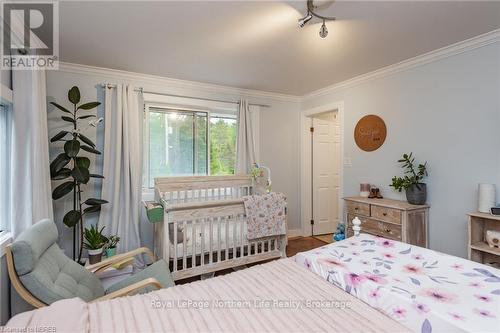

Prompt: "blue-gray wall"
[302,42,500,258]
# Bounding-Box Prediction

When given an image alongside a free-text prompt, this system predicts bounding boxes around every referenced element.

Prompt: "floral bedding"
[242,192,286,239]
[295,234,500,333]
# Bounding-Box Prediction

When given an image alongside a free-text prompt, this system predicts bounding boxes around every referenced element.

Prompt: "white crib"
[153,175,287,281]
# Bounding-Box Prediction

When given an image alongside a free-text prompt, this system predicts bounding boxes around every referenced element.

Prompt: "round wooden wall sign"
[354,115,387,152]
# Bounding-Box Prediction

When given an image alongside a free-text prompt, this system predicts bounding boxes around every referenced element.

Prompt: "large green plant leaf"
[75,156,90,169]
[77,115,95,120]
[78,102,100,110]
[61,116,76,124]
[89,174,104,179]
[64,139,80,157]
[63,210,81,227]
[85,198,108,206]
[50,153,71,175]
[78,133,95,147]
[68,86,80,104]
[50,102,72,114]
[51,167,71,180]
[50,130,69,142]
[72,165,90,184]
[84,205,102,214]
[80,145,101,155]
[52,181,74,200]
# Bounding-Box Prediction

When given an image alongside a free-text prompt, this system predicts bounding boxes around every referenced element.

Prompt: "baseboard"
[287,229,303,239]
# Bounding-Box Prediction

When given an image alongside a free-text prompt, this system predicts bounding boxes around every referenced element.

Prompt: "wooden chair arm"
[86,247,156,274]
[91,278,162,303]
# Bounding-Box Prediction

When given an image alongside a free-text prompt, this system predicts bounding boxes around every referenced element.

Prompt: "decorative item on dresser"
[468,212,500,268]
[344,197,429,247]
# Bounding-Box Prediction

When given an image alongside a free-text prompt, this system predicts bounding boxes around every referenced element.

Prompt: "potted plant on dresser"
[390,152,428,205]
[83,225,106,264]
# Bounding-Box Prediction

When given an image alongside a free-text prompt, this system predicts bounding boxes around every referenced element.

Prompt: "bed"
[295,233,500,333]
[5,258,408,333]
[153,175,287,281]
[7,228,498,332]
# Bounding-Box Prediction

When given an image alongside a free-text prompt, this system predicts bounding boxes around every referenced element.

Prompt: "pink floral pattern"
[295,234,500,333]
[242,192,286,239]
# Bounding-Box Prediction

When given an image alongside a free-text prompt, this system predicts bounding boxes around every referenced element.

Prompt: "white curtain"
[98,84,142,254]
[10,69,53,237]
[235,99,257,174]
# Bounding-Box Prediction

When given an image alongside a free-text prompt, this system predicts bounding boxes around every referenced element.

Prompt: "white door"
[312,112,340,235]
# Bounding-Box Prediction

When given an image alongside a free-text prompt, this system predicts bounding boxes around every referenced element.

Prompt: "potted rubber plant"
[49,86,108,264]
[104,235,120,258]
[390,152,428,205]
[83,225,106,264]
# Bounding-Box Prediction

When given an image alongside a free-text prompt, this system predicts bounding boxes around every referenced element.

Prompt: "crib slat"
[173,221,178,272]
[183,221,187,269]
[233,216,237,258]
[240,214,244,257]
[201,219,205,266]
[192,219,196,268]
[209,217,213,264]
[225,217,229,261]
[217,217,221,263]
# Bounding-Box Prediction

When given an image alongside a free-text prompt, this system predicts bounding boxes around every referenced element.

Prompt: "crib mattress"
[295,234,500,333]
[6,258,408,333]
[168,220,251,258]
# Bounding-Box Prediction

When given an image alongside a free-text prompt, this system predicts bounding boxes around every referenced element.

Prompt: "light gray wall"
[301,42,500,258]
[45,69,301,253]
[1,70,11,89]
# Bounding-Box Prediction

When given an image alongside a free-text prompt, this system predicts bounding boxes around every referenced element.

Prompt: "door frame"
[300,101,345,237]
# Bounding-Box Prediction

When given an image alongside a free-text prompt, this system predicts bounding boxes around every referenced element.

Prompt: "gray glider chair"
[6,219,174,308]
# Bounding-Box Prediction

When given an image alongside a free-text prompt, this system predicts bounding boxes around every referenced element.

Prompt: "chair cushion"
[19,243,105,304]
[105,259,174,295]
[11,219,58,275]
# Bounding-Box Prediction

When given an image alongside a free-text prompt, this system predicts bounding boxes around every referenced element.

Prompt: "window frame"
[143,103,211,189]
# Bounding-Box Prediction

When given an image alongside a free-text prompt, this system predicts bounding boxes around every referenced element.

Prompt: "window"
[209,115,237,175]
[0,101,11,233]
[144,106,237,188]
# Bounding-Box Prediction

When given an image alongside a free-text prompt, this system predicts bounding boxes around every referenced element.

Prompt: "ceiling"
[59,1,500,95]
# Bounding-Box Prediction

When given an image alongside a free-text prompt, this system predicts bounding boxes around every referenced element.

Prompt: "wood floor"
[176,237,327,284]
[286,236,328,256]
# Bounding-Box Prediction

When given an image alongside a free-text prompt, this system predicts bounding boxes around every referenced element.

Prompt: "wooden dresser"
[344,197,429,247]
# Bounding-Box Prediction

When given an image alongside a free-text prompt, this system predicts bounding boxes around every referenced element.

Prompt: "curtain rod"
[100,83,270,108]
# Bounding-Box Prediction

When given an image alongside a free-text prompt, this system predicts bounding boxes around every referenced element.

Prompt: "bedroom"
[0,0,499,332]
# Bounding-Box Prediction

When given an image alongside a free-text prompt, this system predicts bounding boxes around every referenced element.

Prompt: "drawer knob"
[354,207,359,211]
[385,228,391,233]
[382,212,387,216]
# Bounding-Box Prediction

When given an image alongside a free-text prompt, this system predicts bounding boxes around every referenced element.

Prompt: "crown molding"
[303,29,500,101]
[57,62,301,103]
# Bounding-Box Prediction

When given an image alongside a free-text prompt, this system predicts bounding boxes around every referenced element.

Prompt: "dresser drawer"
[345,201,370,216]
[371,205,402,224]
[347,214,402,240]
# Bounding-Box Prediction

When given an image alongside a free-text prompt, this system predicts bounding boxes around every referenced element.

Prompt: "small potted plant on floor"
[104,235,120,258]
[390,152,428,205]
[83,225,106,264]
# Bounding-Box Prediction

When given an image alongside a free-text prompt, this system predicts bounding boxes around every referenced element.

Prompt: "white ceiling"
[59,1,500,95]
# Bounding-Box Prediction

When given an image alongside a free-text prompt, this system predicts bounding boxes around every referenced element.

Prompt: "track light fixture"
[319,20,328,38]
[298,12,313,28]
[298,0,335,38]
